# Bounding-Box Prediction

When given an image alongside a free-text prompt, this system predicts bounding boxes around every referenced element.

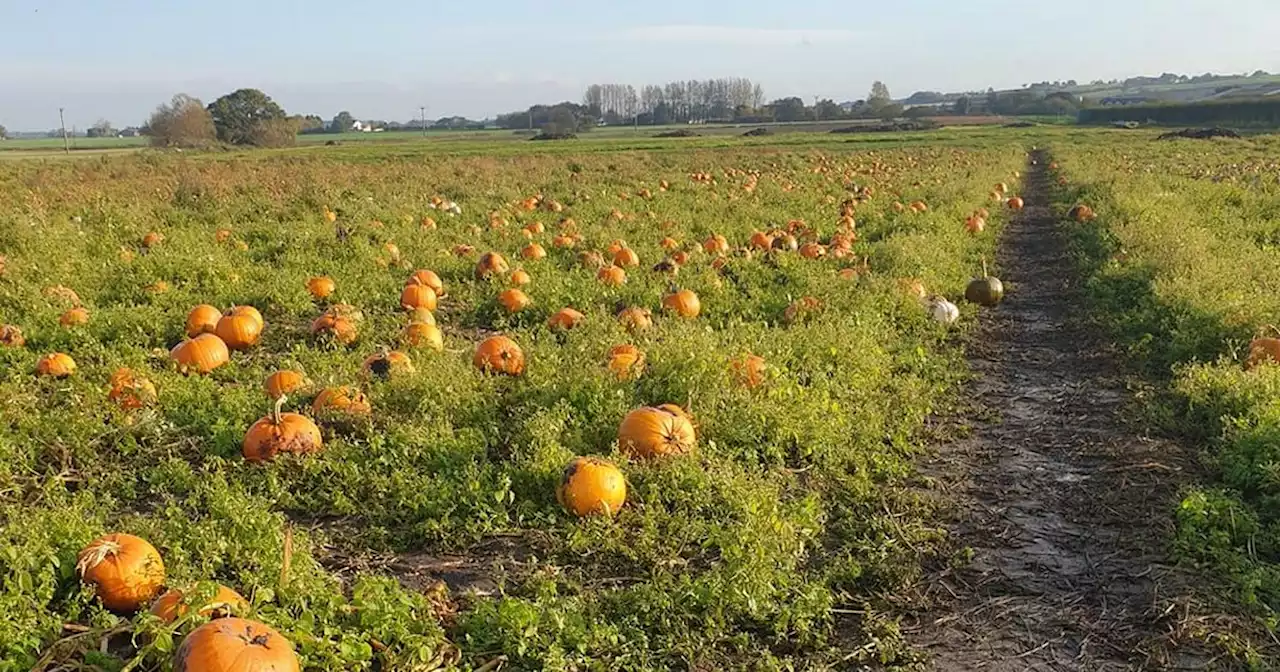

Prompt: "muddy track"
[908,150,1222,670]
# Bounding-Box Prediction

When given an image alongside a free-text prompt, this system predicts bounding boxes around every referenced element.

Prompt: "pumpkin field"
[1,127,1278,670]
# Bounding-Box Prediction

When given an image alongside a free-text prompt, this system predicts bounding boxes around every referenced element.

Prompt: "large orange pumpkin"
[474,335,525,375]
[306,276,336,300]
[264,370,308,400]
[662,289,701,318]
[216,307,263,351]
[242,398,323,463]
[171,334,230,375]
[557,457,627,517]
[597,265,626,286]
[108,367,157,410]
[77,533,165,613]
[617,406,696,459]
[402,322,444,351]
[548,307,585,331]
[36,352,77,378]
[175,618,299,672]
[312,386,372,417]
[400,284,438,312]
[150,584,248,624]
[475,252,510,280]
[310,312,359,346]
[521,243,547,260]
[407,269,445,296]
[607,344,645,380]
[498,288,531,313]
[185,304,222,338]
[363,350,414,378]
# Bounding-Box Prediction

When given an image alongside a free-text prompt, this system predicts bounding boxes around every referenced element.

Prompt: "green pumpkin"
[965,276,1004,307]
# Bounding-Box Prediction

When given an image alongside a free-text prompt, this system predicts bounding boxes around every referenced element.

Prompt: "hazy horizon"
[2,0,1278,131]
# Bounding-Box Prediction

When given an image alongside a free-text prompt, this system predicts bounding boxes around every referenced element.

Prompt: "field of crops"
[1052,134,1280,618]
[0,134,1030,670]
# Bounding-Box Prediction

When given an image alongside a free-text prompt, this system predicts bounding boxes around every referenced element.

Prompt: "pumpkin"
[142,231,164,248]
[909,200,928,213]
[1068,204,1096,222]
[216,308,263,351]
[185,304,222,338]
[671,250,690,266]
[474,335,525,376]
[553,234,577,249]
[44,284,82,306]
[307,276,335,300]
[928,297,961,324]
[36,352,76,378]
[617,406,696,459]
[557,457,627,517]
[151,584,247,624]
[994,182,1008,194]
[400,284,438,312]
[548,307,585,331]
[617,306,652,333]
[899,278,927,300]
[407,269,445,296]
[215,229,233,243]
[521,243,547,261]
[730,354,766,389]
[363,350,414,378]
[525,221,546,235]
[783,296,822,324]
[749,231,773,250]
[1007,196,1025,210]
[171,334,230,375]
[660,237,680,251]
[264,370,308,400]
[578,250,606,269]
[497,288,531,314]
[510,269,532,286]
[108,368,157,410]
[60,307,90,327]
[475,252,510,280]
[403,322,444,351]
[174,618,299,672]
[310,312,359,345]
[964,260,1004,307]
[597,265,627,286]
[405,307,436,326]
[312,386,372,417]
[76,533,165,613]
[242,397,323,462]
[701,235,732,257]
[613,247,640,268]
[1246,331,1280,370]
[607,344,645,380]
[799,243,826,259]
[964,215,986,234]
[772,233,799,252]
[0,324,25,347]
[662,289,701,318]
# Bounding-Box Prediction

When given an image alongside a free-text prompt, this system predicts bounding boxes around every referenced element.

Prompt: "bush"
[147,94,217,149]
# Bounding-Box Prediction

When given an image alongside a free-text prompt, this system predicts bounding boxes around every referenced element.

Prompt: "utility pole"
[59,108,69,153]
[420,106,427,137]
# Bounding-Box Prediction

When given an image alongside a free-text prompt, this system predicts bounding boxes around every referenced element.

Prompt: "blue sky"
[1,0,1278,130]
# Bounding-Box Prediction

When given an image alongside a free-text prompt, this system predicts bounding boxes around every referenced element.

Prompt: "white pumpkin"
[929,297,960,325]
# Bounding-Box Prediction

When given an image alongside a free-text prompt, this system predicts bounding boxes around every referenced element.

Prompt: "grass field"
[4,125,1279,669]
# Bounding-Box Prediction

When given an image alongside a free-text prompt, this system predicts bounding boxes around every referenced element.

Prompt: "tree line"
[1078,98,1280,127]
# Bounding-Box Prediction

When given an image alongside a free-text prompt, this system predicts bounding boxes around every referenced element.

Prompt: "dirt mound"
[741,127,772,137]
[830,120,941,134]
[1157,127,1242,140]
[529,132,578,141]
[654,129,700,138]
[1002,121,1037,128]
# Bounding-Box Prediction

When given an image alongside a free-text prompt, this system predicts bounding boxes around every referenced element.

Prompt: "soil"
[907,150,1236,670]
[1156,128,1242,140]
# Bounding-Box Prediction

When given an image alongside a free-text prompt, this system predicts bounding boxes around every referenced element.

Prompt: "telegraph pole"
[59,108,69,153]
[420,106,427,137]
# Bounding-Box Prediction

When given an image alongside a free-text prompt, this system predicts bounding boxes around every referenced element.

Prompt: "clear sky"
[1,0,1278,131]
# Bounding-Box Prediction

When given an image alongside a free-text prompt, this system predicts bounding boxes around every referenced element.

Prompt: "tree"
[868,81,892,106]
[544,107,578,134]
[86,119,116,138]
[769,97,809,122]
[0,124,7,140]
[331,111,355,133]
[206,89,288,145]
[147,93,217,148]
[814,99,844,121]
[952,96,972,115]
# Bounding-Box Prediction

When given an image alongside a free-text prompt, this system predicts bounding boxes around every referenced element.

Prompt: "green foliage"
[206,88,289,146]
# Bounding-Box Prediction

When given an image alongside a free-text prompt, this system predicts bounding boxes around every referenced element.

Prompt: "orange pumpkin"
[671,250,690,266]
[312,386,372,417]
[498,288,531,313]
[660,237,680,251]
[216,307,263,351]
[242,397,323,463]
[730,354,767,389]
[310,312,359,346]
[702,234,730,255]
[521,243,547,260]
[474,335,525,376]
[264,370,308,400]
[613,247,640,268]
[141,231,164,248]
[1068,204,1096,222]
[617,306,653,333]
[185,304,222,338]
[557,457,627,517]
[899,278,927,300]
[150,584,247,624]
[662,289,701,318]
[772,233,799,252]
[407,269,445,296]
[108,368,157,410]
[510,269,532,286]
[76,533,165,613]
[749,231,773,251]
[1246,337,1280,370]
[475,252,510,280]
[59,307,90,327]
[363,350,414,378]
[552,234,576,249]
[783,296,822,324]
[607,344,645,380]
[964,215,986,234]
[606,239,628,256]
[402,322,444,351]
[617,406,696,459]
[548,307,585,331]
[578,250,606,269]
[307,276,336,300]
[798,243,826,259]
[1007,196,1025,210]
[0,324,24,348]
[909,200,928,213]
[215,229,232,243]
[175,618,299,672]
[597,265,627,286]
[171,334,230,375]
[400,284,438,312]
[994,182,1008,194]
[35,352,76,378]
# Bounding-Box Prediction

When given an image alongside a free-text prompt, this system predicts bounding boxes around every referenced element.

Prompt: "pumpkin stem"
[981,255,988,278]
[1266,324,1280,339]
[76,539,122,576]
[280,524,293,590]
[273,395,287,425]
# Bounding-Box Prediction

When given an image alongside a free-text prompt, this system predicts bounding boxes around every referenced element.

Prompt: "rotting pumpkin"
[242,396,323,463]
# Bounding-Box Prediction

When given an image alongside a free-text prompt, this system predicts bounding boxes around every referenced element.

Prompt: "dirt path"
[907,150,1219,670]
